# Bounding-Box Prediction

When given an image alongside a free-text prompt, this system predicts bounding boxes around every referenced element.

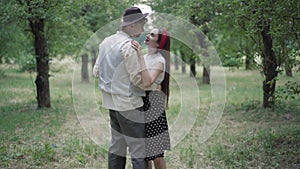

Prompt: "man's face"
[131,20,147,38]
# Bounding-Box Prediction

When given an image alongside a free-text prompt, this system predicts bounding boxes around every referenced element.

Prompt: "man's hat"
[121,7,149,27]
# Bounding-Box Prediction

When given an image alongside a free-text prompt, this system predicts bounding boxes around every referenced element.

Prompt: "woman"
[131,28,171,169]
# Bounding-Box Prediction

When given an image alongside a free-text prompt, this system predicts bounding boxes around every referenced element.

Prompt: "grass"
[0,63,299,169]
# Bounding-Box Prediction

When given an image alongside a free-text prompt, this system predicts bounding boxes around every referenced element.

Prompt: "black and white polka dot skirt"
[142,90,171,161]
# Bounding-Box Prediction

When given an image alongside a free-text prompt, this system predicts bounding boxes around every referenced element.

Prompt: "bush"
[275,81,300,101]
[17,54,36,72]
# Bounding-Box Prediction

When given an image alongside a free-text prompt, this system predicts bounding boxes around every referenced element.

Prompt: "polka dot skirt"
[142,91,171,161]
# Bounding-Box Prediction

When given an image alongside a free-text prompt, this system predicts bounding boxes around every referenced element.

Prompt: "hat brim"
[121,13,149,27]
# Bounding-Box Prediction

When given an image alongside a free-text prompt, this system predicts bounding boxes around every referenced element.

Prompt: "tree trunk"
[195,31,210,84]
[278,40,293,77]
[190,15,211,84]
[180,51,186,74]
[91,48,97,73]
[282,43,293,77]
[29,18,51,108]
[81,53,89,83]
[285,66,293,77]
[174,55,179,70]
[245,55,252,70]
[202,66,210,84]
[181,61,186,74]
[261,23,278,108]
[245,46,254,70]
[190,60,196,77]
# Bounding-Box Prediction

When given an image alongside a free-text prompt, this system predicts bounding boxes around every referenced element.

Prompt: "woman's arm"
[131,40,163,88]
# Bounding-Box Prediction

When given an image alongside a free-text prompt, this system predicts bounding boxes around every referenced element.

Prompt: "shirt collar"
[117,31,130,38]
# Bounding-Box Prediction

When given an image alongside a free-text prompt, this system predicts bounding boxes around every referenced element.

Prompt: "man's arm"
[121,42,147,89]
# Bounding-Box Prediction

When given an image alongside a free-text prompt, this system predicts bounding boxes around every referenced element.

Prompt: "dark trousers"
[108,108,148,169]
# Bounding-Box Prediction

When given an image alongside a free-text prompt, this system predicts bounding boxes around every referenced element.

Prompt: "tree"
[81,53,89,83]
[0,0,32,65]
[187,0,218,84]
[147,0,191,74]
[1,0,93,108]
[15,0,52,108]
[218,0,300,107]
[210,21,257,70]
[194,28,211,83]
[146,0,299,107]
[79,0,136,81]
[169,0,220,83]
[260,19,278,107]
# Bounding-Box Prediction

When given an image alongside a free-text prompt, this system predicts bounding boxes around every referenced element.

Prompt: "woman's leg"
[153,157,167,169]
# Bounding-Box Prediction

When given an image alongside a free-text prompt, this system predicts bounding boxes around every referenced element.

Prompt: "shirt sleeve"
[157,55,166,72]
[152,63,165,84]
[121,41,145,89]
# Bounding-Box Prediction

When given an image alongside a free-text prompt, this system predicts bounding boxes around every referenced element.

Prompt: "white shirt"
[145,52,166,85]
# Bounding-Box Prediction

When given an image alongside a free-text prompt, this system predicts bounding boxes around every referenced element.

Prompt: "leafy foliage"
[17,53,36,72]
[275,81,300,101]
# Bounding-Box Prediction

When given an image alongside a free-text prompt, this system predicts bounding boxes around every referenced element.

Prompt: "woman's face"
[144,28,159,48]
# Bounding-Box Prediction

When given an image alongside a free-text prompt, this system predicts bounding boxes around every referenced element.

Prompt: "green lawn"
[0,63,299,169]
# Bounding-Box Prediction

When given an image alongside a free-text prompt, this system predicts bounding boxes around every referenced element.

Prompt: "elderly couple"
[93,6,171,169]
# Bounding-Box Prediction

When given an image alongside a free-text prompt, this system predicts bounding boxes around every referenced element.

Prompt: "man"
[93,7,149,169]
